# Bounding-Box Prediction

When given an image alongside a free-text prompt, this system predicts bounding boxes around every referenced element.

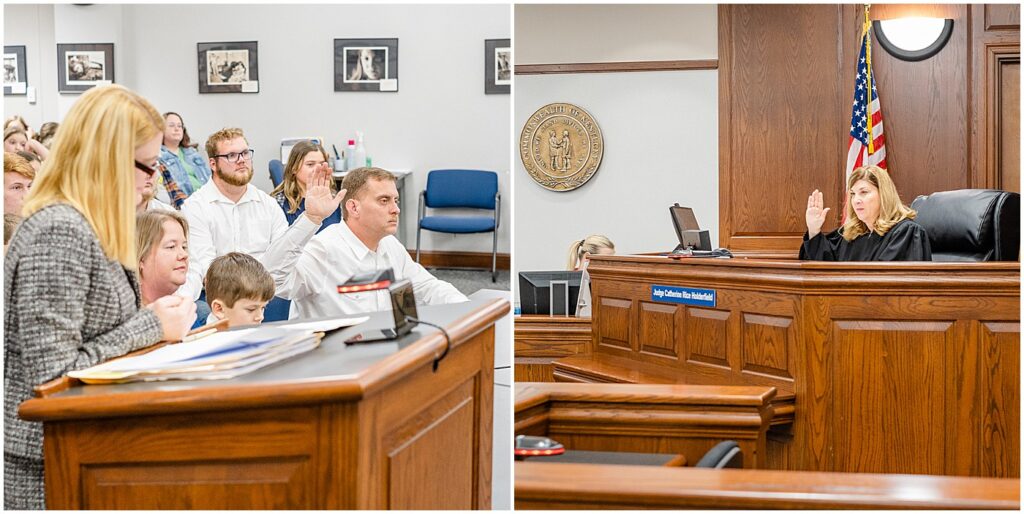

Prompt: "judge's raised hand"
[303,163,345,225]
[805,189,831,238]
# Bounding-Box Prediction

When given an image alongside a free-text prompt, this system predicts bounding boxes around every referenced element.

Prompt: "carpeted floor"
[428,267,510,296]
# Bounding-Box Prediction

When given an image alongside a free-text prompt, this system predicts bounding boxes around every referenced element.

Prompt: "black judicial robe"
[799,218,932,261]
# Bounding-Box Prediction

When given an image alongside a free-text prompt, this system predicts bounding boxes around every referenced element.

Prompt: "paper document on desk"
[284,316,369,333]
[69,326,323,384]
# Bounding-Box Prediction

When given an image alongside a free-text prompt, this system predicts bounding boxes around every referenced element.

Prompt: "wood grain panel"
[515,316,592,382]
[981,322,1020,478]
[998,60,1019,192]
[685,307,730,369]
[719,5,844,251]
[831,320,952,474]
[741,313,793,380]
[986,4,1021,31]
[638,301,680,360]
[387,390,476,509]
[82,458,311,509]
[857,4,970,202]
[515,463,1022,510]
[515,60,718,75]
[596,297,632,351]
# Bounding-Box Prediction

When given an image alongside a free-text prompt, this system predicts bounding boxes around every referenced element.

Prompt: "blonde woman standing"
[4,85,196,509]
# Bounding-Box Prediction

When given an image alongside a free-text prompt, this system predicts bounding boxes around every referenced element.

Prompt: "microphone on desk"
[337,269,451,371]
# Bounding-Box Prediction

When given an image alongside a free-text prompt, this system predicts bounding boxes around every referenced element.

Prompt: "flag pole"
[864,4,875,155]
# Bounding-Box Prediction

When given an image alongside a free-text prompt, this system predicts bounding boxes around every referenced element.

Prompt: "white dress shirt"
[272,220,468,318]
[178,181,318,300]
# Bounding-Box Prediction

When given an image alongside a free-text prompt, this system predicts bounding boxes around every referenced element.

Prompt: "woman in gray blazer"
[4,85,197,509]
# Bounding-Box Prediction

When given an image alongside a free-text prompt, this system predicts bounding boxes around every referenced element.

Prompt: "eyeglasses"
[213,148,255,163]
[134,160,159,177]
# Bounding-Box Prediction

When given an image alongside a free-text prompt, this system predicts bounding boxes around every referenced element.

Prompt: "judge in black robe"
[800,165,933,262]
[799,218,932,261]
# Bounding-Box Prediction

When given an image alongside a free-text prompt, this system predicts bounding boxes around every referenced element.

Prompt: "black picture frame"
[197,41,259,94]
[57,43,114,94]
[334,38,399,92]
[485,39,511,94]
[4,45,28,96]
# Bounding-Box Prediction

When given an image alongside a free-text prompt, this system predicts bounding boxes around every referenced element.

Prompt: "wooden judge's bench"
[514,254,1020,478]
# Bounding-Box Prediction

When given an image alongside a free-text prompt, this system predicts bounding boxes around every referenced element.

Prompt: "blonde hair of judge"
[568,234,615,270]
[841,165,916,241]
[22,85,165,269]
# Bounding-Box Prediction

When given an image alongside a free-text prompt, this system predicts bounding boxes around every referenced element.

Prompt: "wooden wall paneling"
[595,297,633,352]
[718,5,845,252]
[637,301,681,360]
[997,59,1019,191]
[830,320,953,475]
[54,407,321,509]
[740,313,795,381]
[322,403,359,509]
[514,316,592,382]
[854,4,972,201]
[971,4,1021,192]
[980,321,1021,478]
[985,4,1021,31]
[686,307,730,369]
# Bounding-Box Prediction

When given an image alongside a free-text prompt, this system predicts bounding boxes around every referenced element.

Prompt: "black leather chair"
[694,440,743,469]
[910,189,1020,262]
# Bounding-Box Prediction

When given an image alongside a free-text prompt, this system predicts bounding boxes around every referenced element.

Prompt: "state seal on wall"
[519,102,604,192]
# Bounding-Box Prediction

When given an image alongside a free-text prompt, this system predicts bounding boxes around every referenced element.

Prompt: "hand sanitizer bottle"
[344,139,356,172]
[352,132,367,169]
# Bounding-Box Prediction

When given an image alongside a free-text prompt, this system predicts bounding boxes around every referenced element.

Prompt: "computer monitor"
[518,271,583,316]
[670,204,712,252]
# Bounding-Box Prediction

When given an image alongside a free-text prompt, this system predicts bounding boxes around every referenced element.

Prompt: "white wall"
[4,4,57,127]
[513,5,719,278]
[4,3,511,254]
[515,4,717,63]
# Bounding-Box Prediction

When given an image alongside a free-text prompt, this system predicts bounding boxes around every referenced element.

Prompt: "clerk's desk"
[522,254,1019,478]
[20,298,506,510]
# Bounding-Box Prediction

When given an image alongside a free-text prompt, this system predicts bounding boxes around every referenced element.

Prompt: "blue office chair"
[416,169,500,282]
[269,159,285,187]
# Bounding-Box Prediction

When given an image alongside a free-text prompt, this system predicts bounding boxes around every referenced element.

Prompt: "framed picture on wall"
[333,38,399,92]
[485,39,510,94]
[4,45,27,96]
[197,41,259,94]
[57,43,114,93]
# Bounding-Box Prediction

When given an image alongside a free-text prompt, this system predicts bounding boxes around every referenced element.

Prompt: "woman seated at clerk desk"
[270,140,342,232]
[158,111,211,198]
[569,235,615,317]
[801,165,931,261]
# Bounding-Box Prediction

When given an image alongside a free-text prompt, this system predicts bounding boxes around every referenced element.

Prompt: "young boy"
[203,252,275,328]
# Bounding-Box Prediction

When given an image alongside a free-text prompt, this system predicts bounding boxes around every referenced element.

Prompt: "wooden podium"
[556,254,1019,478]
[19,298,507,510]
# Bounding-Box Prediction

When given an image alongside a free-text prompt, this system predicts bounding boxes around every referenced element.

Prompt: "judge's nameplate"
[520,102,604,192]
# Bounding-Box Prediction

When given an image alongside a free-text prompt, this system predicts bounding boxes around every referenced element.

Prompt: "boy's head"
[204,252,274,327]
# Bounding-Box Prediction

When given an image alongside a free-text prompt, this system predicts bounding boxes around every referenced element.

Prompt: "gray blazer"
[4,203,163,509]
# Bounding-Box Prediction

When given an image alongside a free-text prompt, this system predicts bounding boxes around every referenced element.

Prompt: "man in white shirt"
[272,167,467,318]
[179,128,342,300]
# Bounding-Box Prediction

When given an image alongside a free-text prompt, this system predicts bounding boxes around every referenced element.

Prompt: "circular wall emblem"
[519,102,604,192]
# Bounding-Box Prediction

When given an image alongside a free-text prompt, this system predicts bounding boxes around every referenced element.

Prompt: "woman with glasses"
[4,85,197,509]
[270,140,342,232]
[158,112,211,198]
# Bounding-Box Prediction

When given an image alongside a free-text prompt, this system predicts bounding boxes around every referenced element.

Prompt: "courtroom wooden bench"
[551,353,795,427]
[515,382,790,469]
[515,462,1021,510]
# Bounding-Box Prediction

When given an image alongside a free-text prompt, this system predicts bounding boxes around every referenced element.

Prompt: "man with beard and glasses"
[270,166,466,318]
[178,127,344,301]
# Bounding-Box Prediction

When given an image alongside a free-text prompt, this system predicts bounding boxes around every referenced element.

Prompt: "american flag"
[846,29,887,183]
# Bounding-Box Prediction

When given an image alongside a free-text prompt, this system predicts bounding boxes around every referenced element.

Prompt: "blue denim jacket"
[159,145,212,197]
